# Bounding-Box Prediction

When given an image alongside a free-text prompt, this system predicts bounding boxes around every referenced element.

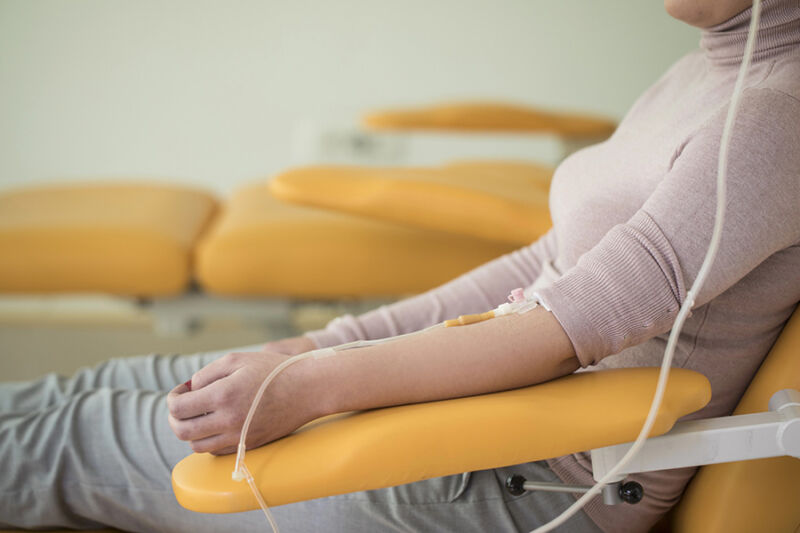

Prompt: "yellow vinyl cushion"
[195,182,515,298]
[269,161,553,246]
[0,182,217,296]
[672,307,800,533]
[362,101,616,138]
[172,367,710,513]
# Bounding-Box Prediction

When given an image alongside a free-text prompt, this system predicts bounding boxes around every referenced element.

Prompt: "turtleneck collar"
[701,0,800,66]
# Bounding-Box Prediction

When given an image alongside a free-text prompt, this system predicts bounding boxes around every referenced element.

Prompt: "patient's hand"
[261,335,315,356]
[167,350,319,455]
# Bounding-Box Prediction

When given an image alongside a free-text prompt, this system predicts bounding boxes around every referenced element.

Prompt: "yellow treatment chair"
[0,168,530,302]
[0,168,550,301]
[0,99,616,300]
[0,102,613,301]
[173,307,800,533]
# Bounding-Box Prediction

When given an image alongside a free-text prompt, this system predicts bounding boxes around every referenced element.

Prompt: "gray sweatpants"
[0,347,602,533]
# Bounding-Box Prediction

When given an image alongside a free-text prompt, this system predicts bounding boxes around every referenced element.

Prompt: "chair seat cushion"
[195,182,515,298]
[362,101,616,138]
[269,161,553,246]
[0,182,217,296]
[172,367,711,513]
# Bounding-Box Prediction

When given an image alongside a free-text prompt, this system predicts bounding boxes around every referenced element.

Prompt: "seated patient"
[1,1,798,532]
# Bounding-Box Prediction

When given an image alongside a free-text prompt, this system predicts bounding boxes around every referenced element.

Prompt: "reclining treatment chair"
[0,166,534,301]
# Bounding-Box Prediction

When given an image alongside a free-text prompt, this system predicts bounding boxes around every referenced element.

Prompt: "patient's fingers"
[170,382,190,395]
[190,351,255,390]
[209,445,237,456]
[189,355,235,391]
[188,432,239,455]
[167,378,228,420]
[168,410,227,443]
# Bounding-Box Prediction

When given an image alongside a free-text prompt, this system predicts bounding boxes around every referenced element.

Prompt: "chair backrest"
[671,306,800,533]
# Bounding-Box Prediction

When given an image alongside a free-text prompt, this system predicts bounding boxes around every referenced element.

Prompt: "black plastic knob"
[505,474,527,496]
[619,481,644,504]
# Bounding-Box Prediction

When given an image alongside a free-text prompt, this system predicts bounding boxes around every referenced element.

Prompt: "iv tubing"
[529,2,761,531]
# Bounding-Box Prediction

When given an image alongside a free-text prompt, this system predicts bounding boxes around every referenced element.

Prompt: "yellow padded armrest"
[362,101,616,138]
[0,182,217,296]
[269,162,553,246]
[172,367,710,513]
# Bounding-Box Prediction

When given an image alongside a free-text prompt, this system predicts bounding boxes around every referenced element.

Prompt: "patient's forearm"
[167,307,577,453]
[306,307,579,416]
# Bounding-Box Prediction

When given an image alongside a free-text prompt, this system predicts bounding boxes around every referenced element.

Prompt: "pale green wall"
[0,0,700,194]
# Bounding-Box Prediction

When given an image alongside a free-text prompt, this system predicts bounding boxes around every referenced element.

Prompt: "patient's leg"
[270,462,603,533]
[0,383,600,532]
[0,344,263,413]
[0,386,269,531]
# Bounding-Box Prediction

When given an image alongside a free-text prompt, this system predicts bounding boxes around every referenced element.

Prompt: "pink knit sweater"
[308,2,800,531]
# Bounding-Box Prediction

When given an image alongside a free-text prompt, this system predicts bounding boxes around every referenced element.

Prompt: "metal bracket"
[591,389,800,480]
[504,475,643,505]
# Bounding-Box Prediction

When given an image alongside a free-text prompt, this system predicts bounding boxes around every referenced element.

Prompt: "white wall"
[0,0,700,195]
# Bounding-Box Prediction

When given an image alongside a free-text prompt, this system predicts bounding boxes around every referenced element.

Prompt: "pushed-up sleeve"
[535,88,800,368]
[307,229,559,347]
